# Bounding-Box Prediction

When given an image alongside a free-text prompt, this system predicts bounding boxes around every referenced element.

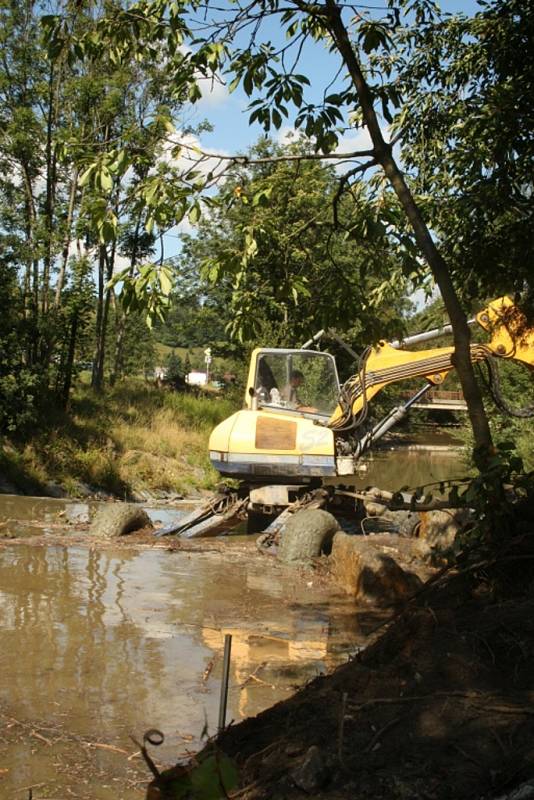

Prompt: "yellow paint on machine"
[209,408,335,458]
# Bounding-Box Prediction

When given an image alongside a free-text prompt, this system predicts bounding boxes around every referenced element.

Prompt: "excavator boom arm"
[328,296,534,431]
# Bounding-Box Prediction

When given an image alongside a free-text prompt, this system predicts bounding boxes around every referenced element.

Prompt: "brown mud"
[225,583,534,800]
[6,490,532,800]
[181,580,532,800]
[0,497,387,799]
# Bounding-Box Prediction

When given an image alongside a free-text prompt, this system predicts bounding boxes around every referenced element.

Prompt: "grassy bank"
[0,381,238,498]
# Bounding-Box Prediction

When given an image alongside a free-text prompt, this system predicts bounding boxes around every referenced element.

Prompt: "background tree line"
[1,0,532,462]
[0,0,192,430]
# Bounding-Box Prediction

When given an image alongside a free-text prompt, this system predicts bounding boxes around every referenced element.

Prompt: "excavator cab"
[210,348,341,480]
[247,349,340,419]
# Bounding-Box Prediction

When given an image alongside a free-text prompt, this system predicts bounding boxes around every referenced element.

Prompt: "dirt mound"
[206,581,534,800]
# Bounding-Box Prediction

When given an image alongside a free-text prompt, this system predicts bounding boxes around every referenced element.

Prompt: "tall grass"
[163,391,236,430]
[0,380,240,498]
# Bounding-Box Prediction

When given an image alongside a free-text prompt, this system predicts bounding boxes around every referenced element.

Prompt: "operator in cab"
[281,370,305,407]
[280,370,317,413]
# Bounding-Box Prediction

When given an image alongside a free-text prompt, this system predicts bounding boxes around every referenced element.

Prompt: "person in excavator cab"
[278,369,317,413]
[281,369,305,407]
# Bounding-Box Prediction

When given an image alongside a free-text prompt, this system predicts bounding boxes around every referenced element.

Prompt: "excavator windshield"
[252,349,340,417]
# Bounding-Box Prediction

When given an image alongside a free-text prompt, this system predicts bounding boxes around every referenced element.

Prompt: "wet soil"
[188,580,533,800]
[5,474,513,800]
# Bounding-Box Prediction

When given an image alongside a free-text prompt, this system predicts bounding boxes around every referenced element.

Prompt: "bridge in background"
[400,389,467,412]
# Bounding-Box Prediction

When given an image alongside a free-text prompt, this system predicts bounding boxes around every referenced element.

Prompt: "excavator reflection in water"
[156,297,534,539]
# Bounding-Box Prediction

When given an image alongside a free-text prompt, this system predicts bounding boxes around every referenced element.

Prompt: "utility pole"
[204,347,212,385]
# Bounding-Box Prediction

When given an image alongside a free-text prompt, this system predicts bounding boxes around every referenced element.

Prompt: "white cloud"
[276,126,299,145]
[66,240,132,273]
[274,124,375,162]
[335,127,373,155]
[159,131,228,177]
[196,74,230,108]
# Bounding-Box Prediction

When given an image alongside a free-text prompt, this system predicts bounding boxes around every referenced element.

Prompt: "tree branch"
[332,158,377,227]
[173,139,376,165]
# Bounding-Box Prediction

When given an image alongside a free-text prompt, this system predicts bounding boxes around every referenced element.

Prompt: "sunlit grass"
[1,380,239,498]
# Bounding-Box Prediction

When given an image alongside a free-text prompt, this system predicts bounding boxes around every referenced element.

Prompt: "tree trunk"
[92,242,116,391]
[91,245,106,390]
[111,216,142,385]
[54,167,79,309]
[42,65,56,316]
[323,0,493,460]
[61,310,79,409]
[20,161,39,366]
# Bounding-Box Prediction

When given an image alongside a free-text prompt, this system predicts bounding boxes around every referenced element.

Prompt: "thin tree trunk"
[54,167,79,309]
[111,217,142,385]
[91,245,106,390]
[61,310,79,409]
[110,298,126,387]
[92,242,116,391]
[323,0,493,459]
[42,65,56,316]
[21,161,39,365]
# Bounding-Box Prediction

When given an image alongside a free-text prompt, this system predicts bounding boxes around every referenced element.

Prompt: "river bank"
[2,486,533,800]
[0,381,237,501]
[0,379,470,503]
[208,580,534,800]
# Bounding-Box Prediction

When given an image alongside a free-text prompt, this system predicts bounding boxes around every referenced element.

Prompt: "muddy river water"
[0,448,465,798]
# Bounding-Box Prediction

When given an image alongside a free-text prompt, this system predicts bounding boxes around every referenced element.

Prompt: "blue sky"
[193,0,482,154]
[164,0,484,258]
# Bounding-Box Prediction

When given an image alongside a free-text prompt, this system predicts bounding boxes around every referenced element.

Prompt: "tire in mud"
[393,510,421,537]
[89,503,153,538]
[278,508,340,564]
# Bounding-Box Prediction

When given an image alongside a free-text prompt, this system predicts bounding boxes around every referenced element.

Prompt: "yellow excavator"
[210,296,534,478]
[156,296,534,539]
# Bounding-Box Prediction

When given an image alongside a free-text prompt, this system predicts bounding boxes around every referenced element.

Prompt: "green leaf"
[243,70,253,96]
[100,167,113,192]
[228,74,241,93]
[160,267,174,296]
[78,165,95,187]
[251,186,273,207]
[189,752,238,798]
[271,108,282,129]
[188,203,201,224]
[99,219,115,243]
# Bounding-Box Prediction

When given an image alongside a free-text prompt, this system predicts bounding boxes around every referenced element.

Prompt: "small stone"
[291,745,328,794]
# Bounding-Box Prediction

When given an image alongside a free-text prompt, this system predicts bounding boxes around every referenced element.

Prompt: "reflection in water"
[0,544,363,798]
[347,448,467,492]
